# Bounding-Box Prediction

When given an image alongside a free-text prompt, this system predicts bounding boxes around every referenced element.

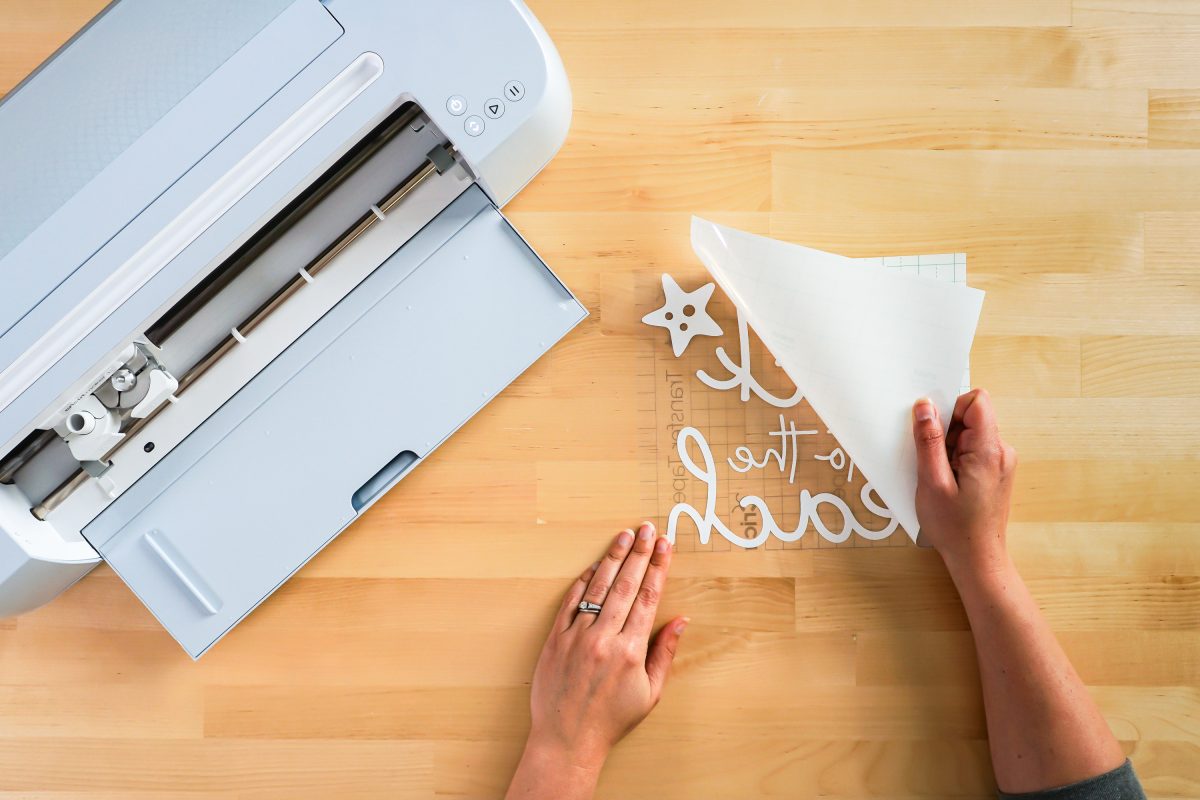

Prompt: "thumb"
[912,398,955,492]
[646,616,688,696]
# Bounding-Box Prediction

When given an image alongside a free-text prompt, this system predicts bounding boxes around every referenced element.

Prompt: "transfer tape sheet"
[690,217,985,540]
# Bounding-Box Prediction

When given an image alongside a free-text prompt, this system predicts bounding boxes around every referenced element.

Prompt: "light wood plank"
[538,1,1072,28]
[1150,90,1200,148]
[973,336,1082,397]
[0,684,201,739]
[1083,336,1200,396]
[1007,523,1200,578]
[1100,686,1200,741]
[1013,460,1200,523]
[563,85,1147,150]
[1073,0,1200,26]
[2,1,1197,795]
[0,794,230,800]
[1131,740,1200,797]
[971,271,1200,336]
[1146,211,1200,270]
[511,146,772,212]
[0,739,431,797]
[993,398,1200,459]
[552,27,1200,89]
[0,0,108,95]
[774,150,1200,215]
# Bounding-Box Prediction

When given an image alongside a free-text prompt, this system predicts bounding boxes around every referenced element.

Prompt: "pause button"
[504,80,525,102]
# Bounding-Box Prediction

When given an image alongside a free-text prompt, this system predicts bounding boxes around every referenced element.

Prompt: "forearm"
[505,738,602,800]
[947,556,1125,795]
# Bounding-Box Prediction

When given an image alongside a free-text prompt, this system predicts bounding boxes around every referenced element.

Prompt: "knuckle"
[917,425,944,447]
[604,548,624,564]
[586,579,610,600]
[584,636,608,660]
[919,482,951,503]
[1002,444,1018,470]
[637,584,660,607]
[612,578,638,601]
[984,442,1006,468]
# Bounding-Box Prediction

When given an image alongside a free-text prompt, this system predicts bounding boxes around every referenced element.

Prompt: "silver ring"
[577,601,602,615]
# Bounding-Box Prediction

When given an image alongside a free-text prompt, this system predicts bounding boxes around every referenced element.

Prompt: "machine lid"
[0,0,312,336]
[0,0,345,452]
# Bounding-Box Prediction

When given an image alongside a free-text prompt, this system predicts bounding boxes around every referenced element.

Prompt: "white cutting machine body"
[0,0,583,657]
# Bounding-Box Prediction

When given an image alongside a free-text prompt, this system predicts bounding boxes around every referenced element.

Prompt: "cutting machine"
[0,0,585,657]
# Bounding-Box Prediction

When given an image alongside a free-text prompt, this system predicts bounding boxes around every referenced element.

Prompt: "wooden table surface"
[2,1,1199,797]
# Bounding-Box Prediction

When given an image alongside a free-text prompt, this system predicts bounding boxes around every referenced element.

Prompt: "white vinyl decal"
[643,273,900,549]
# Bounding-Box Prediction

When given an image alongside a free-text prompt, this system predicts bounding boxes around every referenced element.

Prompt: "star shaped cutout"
[641,274,723,357]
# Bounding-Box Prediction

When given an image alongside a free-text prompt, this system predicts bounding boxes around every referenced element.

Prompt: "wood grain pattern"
[1,1,1198,797]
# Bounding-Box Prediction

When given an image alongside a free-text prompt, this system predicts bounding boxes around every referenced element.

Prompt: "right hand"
[912,389,1017,579]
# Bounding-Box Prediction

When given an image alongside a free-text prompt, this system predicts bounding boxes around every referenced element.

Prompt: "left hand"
[508,522,688,798]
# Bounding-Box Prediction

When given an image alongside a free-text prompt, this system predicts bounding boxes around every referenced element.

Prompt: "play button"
[484,98,505,119]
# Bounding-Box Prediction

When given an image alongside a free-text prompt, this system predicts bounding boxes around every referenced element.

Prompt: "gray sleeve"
[997,760,1145,800]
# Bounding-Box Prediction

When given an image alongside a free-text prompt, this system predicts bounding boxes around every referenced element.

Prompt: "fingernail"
[914,398,935,422]
[617,530,634,548]
[638,523,654,541]
[654,536,670,553]
[591,561,601,571]
[675,617,690,635]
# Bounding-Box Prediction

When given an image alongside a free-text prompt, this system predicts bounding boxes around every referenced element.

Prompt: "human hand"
[507,522,687,799]
[912,389,1017,580]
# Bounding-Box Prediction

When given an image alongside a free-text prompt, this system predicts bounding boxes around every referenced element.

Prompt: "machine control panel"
[445,79,525,138]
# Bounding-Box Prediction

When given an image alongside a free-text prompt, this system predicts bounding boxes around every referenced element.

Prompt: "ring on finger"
[580,530,634,614]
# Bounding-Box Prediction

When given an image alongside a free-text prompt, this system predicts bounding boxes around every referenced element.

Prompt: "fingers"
[949,388,982,431]
[912,398,956,493]
[960,387,997,433]
[945,389,978,455]
[575,528,635,628]
[623,533,673,639]
[555,561,597,633]
[951,389,1004,463]
[597,522,657,630]
[646,616,689,697]
[948,389,995,451]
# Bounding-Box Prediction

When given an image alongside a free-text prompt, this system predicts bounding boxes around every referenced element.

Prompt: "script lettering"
[668,426,899,548]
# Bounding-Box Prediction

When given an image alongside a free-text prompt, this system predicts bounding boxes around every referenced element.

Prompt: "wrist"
[944,551,1022,606]
[508,734,605,800]
[523,730,608,777]
[938,534,1013,585]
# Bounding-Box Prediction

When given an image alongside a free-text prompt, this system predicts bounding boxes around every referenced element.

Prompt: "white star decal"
[641,274,724,357]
